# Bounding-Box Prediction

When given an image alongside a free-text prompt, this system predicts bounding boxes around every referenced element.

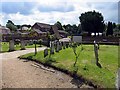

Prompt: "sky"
[0,0,119,26]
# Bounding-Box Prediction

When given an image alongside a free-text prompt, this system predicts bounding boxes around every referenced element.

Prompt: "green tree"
[117,24,120,30]
[71,42,83,67]
[78,24,82,35]
[79,10,105,36]
[113,22,116,29]
[64,24,72,35]
[16,25,21,29]
[106,22,113,36]
[72,24,78,35]
[6,20,17,32]
[54,21,63,30]
[63,24,81,35]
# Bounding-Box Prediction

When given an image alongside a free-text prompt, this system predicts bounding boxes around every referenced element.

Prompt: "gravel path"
[0,47,92,88]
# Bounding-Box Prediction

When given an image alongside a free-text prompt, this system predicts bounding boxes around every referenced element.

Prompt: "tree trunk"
[74,57,78,67]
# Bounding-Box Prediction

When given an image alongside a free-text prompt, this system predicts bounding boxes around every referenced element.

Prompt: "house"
[0,26,11,35]
[32,23,51,33]
[0,26,11,41]
[58,30,68,38]
[32,22,61,39]
[28,28,46,39]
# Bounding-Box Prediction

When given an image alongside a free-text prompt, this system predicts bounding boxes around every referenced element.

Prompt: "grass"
[1,42,41,53]
[19,44,118,88]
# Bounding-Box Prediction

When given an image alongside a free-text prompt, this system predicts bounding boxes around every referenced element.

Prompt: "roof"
[32,22,61,39]
[34,29,46,34]
[58,30,68,34]
[33,22,51,29]
[0,26,11,35]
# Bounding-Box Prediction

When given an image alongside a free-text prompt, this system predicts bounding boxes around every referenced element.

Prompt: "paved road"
[0,47,91,88]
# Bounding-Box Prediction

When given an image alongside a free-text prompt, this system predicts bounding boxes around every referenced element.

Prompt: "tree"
[106,22,113,36]
[16,25,21,29]
[78,24,82,35]
[21,24,31,28]
[72,24,78,35]
[6,20,17,32]
[113,22,116,29]
[63,24,79,35]
[79,10,105,36]
[64,24,72,35]
[71,42,83,67]
[54,21,63,30]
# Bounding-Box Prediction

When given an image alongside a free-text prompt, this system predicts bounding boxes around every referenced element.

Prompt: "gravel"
[1,47,92,88]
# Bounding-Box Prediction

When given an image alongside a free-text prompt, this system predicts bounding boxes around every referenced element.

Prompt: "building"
[0,26,11,35]
[32,22,61,39]
[58,30,68,38]
[0,26,11,41]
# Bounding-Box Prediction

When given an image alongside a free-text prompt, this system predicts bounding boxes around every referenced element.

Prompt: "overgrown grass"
[19,45,118,88]
[1,42,41,53]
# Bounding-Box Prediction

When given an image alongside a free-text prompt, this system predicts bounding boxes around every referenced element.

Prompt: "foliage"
[63,24,81,35]
[71,42,83,67]
[38,39,42,47]
[6,20,17,32]
[63,24,72,35]
[78,24,82,34]
[16,25,21,29]
[112,22,116,29]
[106,21,113,36]
[79,10,105,36]
[72,24,78,35]
[54,21,63,30]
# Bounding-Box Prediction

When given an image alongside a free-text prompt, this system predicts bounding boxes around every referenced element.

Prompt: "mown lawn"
[19,44,118,88]
[1,42,41,53]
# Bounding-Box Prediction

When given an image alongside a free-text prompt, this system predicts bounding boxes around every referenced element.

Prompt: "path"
[0,47,91,88]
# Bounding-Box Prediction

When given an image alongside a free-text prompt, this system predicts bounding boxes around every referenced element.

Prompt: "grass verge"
[19,44,118,88]
[1,42,41,53]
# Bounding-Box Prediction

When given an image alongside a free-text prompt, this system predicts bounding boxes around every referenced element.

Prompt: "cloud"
[1,2,36,15]
[91,2,118,23]
[0,1,119,26]
[37,3,74,12]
